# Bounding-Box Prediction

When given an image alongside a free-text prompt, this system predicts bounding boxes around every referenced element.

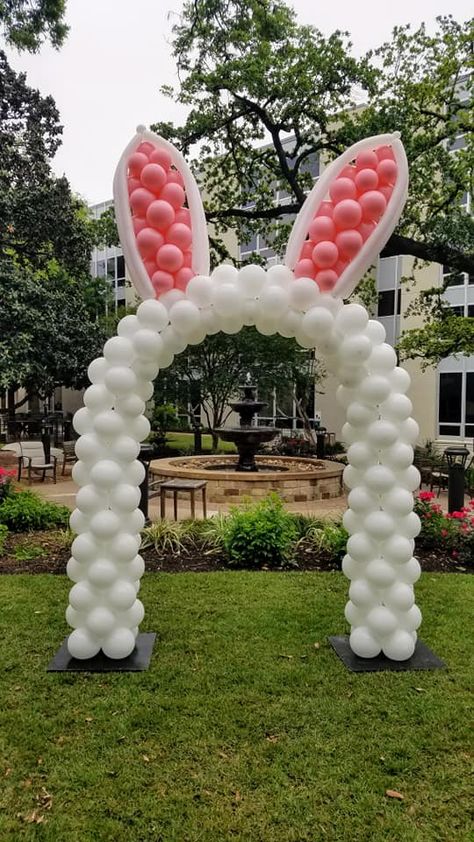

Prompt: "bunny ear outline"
[284,133,409,300]
[113,126,210,301]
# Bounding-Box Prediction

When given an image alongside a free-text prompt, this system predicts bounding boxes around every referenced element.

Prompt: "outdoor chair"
[61,440,77,475]
[17,441,57,484]
[429,454,449,497]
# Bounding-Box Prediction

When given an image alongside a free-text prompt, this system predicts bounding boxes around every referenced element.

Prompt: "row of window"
[91,255,126,283]
[438,372,474,438]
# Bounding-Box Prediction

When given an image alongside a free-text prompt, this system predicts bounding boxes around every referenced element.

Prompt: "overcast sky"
[5,0,472,204]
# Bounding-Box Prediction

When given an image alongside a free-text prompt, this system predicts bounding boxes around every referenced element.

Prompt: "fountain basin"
[149,455,344,505]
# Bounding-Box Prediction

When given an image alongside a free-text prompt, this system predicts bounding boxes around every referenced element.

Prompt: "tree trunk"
[211,430,220,453]
[7,387,16,419]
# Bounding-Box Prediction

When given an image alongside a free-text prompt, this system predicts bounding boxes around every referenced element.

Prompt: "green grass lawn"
[0,572,472,841]
[166,431,236,453]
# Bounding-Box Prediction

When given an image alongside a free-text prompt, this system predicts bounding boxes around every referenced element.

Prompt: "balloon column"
[65,126,421,661]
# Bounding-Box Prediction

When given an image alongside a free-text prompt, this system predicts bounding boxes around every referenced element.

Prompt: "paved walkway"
[25,472,465,522]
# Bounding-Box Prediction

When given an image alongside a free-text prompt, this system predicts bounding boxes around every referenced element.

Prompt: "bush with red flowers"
[0,467,15,504]
[415,491,474,566]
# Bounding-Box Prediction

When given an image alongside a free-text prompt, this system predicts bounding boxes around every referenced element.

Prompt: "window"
[301,152,320,179]
[443,266,465,288]
[377,289,401,317]
[107,257,116,279]
[240,232,257,254]
[96,260,106,278]
[116,255,125,279]
[438,371,474,437]
[468,305,474,318]
[450,305,465,317]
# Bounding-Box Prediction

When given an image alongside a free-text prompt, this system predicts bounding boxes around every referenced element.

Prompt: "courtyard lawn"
[0,572,472,842]
[166,431,236,453]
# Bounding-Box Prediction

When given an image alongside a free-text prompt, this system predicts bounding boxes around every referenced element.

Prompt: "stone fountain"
[215,374,277,471]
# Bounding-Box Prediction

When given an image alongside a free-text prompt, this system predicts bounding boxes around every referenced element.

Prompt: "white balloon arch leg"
[66,295,421,662]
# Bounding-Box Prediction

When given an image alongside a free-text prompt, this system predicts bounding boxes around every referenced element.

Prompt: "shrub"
[0,523,8,553]
[223,493,298,568]
[0,491,70,532]
[0,467,16,503]
[301,519,349,563]
[141,519,189,555]
[415,492,474,567]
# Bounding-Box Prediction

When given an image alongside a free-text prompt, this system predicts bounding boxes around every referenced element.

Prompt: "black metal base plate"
[47,632,156,673]
[328,636,445,673]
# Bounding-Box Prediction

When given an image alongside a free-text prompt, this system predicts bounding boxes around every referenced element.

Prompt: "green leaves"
[223,493,298,568]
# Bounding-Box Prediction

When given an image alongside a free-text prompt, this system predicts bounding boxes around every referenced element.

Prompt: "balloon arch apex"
[65,128,422,663]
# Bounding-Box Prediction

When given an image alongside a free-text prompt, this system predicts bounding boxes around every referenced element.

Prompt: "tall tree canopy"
[154,2,473,276]
[0,0,68,52]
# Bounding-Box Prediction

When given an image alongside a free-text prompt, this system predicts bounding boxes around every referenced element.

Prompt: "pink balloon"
[315,269,338,292]
[335,229,363,258]
[133,217,147,235]
[339,164,356,180]
[136,227,164,258]
[377,159,398,185]
[156,243,184,272]
[149,147,172,170]
[160,182,186,210]
[294,259,316,279]
[358,221,376,241]
[140,163,167,193]
[128,152,148,177]
[334,259,349,276]
[329,177,357,203]
[301,240,314,259]
[359,190,386,221]
[312,240,338,269]
[151,270,174,294]
[137,142,154,157]
[128,176,141,194]
[144,259,157,278]
[175,267,194,291]
[379,186,393,203]
[183,250,193,268]
[146,199,175,230]
[175,208,191,225]
[167,169,185,188]
[316,201,334,218]
[333,199,362,230]
[129,187,155,216]
[355,168,379,194]
[355,150,378,170]
[166,222,192,250]
[376,145,395,162]
[308,216,336,244]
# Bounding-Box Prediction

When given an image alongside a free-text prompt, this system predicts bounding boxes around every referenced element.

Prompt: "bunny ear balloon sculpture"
[65,125,423,664]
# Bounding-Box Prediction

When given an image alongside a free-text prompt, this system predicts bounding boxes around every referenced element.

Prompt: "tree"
[397,286,474,367]
[0,0,68,52]
[0,258,106,415]
[154,328,319,450]
[154,2,473,276]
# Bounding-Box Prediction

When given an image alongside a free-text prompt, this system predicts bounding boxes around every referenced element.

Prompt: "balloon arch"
[65,127,422,663]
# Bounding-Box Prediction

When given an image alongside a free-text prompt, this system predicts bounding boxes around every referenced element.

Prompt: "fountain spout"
[216,380,277,471]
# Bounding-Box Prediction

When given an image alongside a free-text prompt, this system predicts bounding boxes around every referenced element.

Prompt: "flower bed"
[415,491,474,566]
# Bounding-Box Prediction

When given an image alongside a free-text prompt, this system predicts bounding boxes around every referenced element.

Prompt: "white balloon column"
[65,126,422,661]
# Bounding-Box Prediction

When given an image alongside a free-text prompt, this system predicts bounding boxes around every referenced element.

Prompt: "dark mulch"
[0,531,470,575]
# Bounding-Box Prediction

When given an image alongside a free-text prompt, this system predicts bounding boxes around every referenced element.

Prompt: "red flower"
[418,491,436,501]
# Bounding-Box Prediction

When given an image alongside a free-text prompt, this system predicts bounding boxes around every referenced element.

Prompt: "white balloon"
[334,303,368,336]
[133,329,164,360]
[109,484,141,513]
[318,333,340,356]
[402,604,422,631]
[156,349,174,369]
[390,366,411,393]
[398,557,421,584]
[212,283,242,317]
[398,417,420,445]
[346,533,377,563]
[342,510,361,535]
[83,385,115,413]
[349,579,378,606]
[384,582,415,611]
[318,293,342,315]
[115,395,146,418]
[122,509,146,534]
[104,336,134,365]
[212,264,238,284]
[381,442,414,471]
[66,557,85,583]
[397,465,421,492]
[87,559,119,588]
[93,410,125,439]
[340,334,372,364]
[160,289,185,309]
[342,465,364,490]
[128,415,151,442]
[259,285,289,318]
[358,375,392,405]
[364,465,396,494]
[267,264,293,287]
[366,420,399,449]
[108,436,141,463]
[382,629,415,661]
[108,580,137,610]
[278,309,302,338]
[289,277,320,311]
[367,606,398,636]
[365,319,386,345]
[136,299,169,331]
[364,510,396,541]
[381,535,413,565]
[237,264,266,297]
[380,393,413,422]
[347,442,377,470]
[71,460,91,487]
[346,402,378,428]
[398,512,421,538]
[240,298,258,326]
[368,343,397,373]
[120,598,145,627]
[102,627,136,659]
[124,555,145,580]
[104,366,137,397]
[73,407,94,436]
[220,317,244,335]
[200,306,220,334]
[106,533,141,563]
[69,509,90,534]
[133,359,160,381]
[347,487,379,514]
[89,510,121,540]
[118,314,140,338]
[161,325,187,355]
[65,605,83,629]
[135,380,154,401]
[86,606,116,636]
[169,300,201,335]
[76,485,107,515]
[186,274,214,307]
[71,533,99,563]
[75,434,102,464]
[88,357,109,384]
[89,459,124,489]
[350,626,381,658]
[67,628,101,659]
[123,460,146,486]
[365,558,397,587]
[381,487,414,517]
[69,581,95,612]
[344,600,364,626]
[341,422,359,445]
[257,315,279,337]
[301,306,334,340]
[336,386,356,409]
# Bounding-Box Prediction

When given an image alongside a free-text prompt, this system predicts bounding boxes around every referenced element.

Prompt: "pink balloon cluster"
[295,145,398,293]
[127,142,194,298]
